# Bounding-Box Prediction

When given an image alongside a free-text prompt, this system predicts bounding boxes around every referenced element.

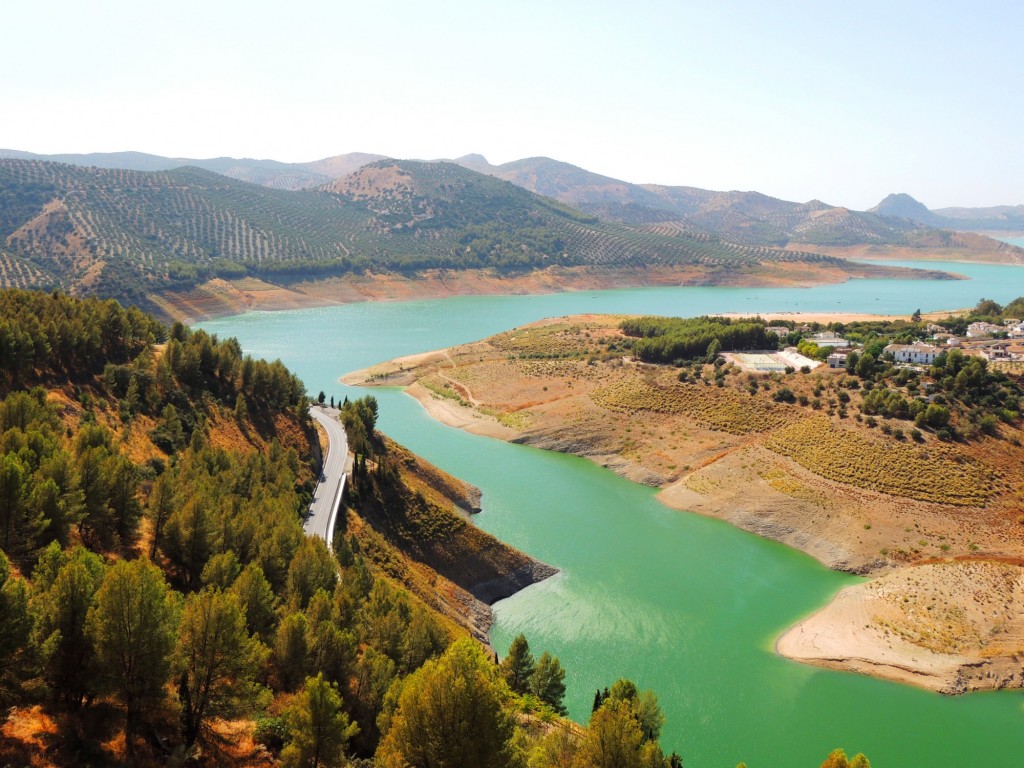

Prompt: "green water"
[199,261,1024,767]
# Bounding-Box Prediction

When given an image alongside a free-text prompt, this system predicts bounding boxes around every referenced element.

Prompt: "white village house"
[966,321,1004,339]
[884,342,943,365]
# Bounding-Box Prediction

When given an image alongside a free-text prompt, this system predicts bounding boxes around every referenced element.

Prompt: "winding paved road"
[305,406,349,546]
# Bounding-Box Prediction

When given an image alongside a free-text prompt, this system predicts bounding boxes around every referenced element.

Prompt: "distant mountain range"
[870,193,1024,233]
[6,148,1021,244]
[0,148,387,191]
[0,149,1020,316]
[2,157,874,312]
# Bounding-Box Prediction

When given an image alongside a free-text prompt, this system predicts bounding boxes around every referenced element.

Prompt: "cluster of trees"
[1,289,887,767]
[621,316,774,363]
[98,319,309,452]
[0,410,457,758]
[924,349,1021,438]
[372,633,681,768]
[939,296,1024,335]
[829,336,1022,441]
[0,290,163,386]
[499,634,567,714]
[339,395,379,475]
[0,389,140,564]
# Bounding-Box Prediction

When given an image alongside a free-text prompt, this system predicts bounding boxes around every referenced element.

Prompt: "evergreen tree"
[162,496,216,590]
[706,337,722,360]
[499,633,535,695]
[349,646,397,754]
[286,536,337,610]
[201,551,241,589]
[230,562,279,639]
[173,587,267,749]
[0,452,47,563]
[87,558,179,744]
[234,393,249,424]
[578,698,646,768]
[530,651,567,715]
[305,589,357,686]
[31,544,106,706]
[0,550,31,717]
[281,673,358,768]
[376,638,516,768]
[607,678,666,743]
[274,612,310,691]
[820,749,871,768]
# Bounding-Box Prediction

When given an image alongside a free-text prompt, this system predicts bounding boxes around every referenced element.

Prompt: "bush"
[254,716,288,751]
[773,387,796,404]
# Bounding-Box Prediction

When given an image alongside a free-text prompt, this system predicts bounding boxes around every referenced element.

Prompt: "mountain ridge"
[0,156,922,317]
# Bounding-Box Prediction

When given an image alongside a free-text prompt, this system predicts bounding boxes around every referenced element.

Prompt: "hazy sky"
[3,0,1021,209]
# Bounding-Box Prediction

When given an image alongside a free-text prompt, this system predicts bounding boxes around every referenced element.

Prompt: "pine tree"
[230,562,279,639]
[281,673,358,768]
[530,651,567,715]
[0,453,47,563]
[376,638,515,768]
[499,633,535,695]
[173,588,267,749]
[0,550,31,714]
[31,545,106,706]
[87,558,178,745]
[274,612,310,691]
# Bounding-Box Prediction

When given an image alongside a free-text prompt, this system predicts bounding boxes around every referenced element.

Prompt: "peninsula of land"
[344,309,1024,693]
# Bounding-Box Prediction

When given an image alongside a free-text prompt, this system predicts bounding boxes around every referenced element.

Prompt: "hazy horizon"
[3,0,1021,210]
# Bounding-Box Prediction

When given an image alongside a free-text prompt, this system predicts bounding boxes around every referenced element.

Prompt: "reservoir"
[199,261,1024,767]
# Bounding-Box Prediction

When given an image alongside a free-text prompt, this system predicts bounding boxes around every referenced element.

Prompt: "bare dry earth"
[795,239,1024,266]
[344,314,1024,693]
[152,259,950,323]
[778,560,1024,693]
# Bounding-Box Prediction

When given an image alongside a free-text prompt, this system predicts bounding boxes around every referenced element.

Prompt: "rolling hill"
[9,147,1023,249]
[0,148,387,190]
[0,157,916,316]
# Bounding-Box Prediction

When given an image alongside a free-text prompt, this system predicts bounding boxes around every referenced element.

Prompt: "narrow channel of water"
[199,261,1024,767]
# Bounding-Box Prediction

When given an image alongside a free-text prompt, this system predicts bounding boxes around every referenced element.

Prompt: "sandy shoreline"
[159,258,959,324]
[777,561,1024,693]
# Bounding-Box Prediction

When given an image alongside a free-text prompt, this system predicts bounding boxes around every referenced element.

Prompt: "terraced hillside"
[0,148,389,190]
[0,158,895,312]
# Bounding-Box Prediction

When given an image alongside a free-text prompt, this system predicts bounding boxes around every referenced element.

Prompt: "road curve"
[305,406,349,546]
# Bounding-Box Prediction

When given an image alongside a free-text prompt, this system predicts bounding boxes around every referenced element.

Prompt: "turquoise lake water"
[198,261,1024,767]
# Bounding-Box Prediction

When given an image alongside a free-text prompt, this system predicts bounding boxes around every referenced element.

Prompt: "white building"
[966,322,1004,339]
[807,331,849,348]
[827,351,852,368]
[884,343,943,365]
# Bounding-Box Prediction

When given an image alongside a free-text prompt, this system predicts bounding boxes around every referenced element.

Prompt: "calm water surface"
[199,261,1024,767]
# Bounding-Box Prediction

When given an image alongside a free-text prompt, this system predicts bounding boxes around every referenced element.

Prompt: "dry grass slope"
[765,416,996,506]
